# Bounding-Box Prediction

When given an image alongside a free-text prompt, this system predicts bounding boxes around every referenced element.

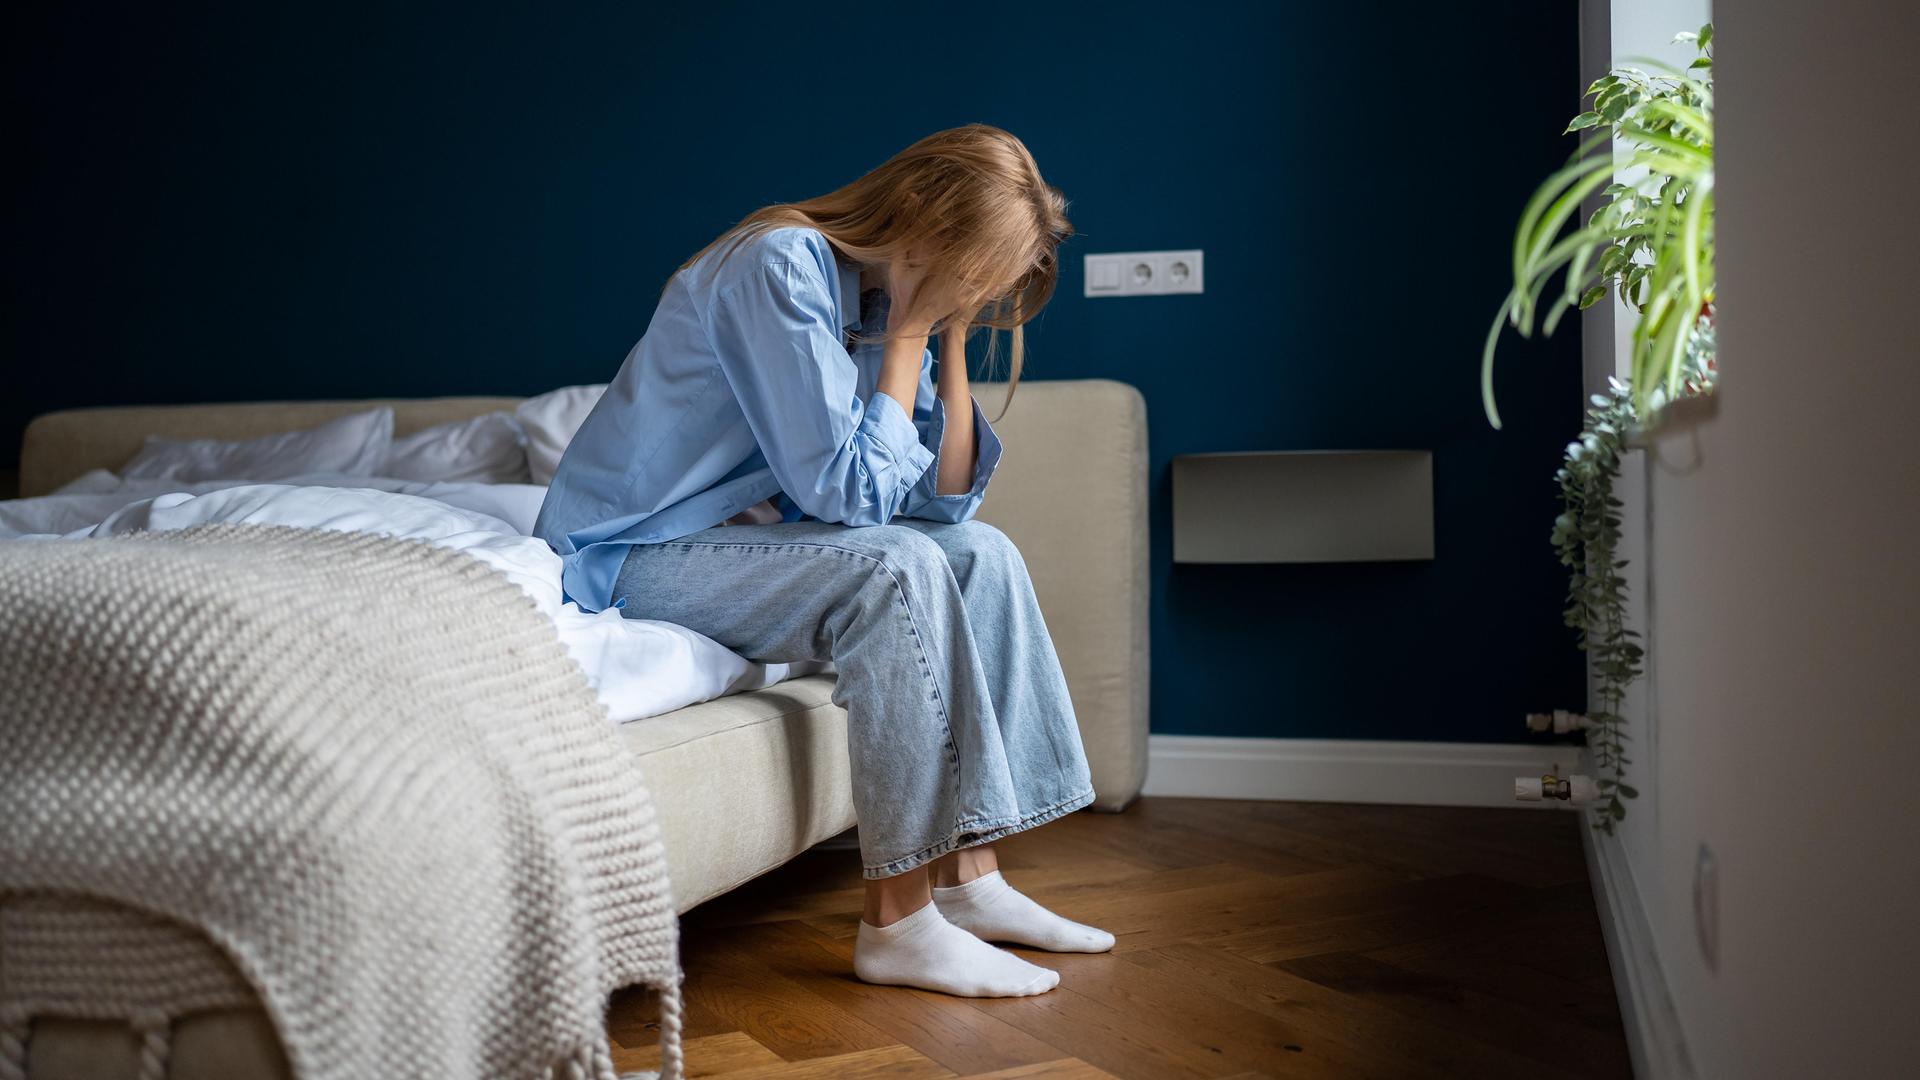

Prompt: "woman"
[534,124,1110,998]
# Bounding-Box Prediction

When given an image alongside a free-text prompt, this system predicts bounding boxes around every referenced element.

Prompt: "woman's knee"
[863,523,954,585]
[919,519,1025,585]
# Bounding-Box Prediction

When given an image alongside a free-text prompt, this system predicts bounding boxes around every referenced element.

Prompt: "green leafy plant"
[1483,25,1716,428]
[1553,318,1713,830]
[1552,380,1643,826]
[1489,26,1717,831]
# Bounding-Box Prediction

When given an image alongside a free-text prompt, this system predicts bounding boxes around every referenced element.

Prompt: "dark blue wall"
[4,1,1586,740]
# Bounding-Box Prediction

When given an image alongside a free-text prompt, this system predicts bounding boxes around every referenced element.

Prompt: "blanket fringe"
[655,974,685,1080]
[132,1013,171,1080]
[604,974,685,1080]
[0,1015,26,1080]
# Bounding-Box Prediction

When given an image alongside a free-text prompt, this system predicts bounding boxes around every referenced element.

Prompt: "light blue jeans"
[613,518,1095,878]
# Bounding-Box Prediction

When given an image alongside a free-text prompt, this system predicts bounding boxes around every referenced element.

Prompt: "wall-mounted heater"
[1172,450,1434,564]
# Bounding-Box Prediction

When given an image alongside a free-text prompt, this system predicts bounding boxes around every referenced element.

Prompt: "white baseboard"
[1141,734,1584,809]
[1582,810,1696,1079]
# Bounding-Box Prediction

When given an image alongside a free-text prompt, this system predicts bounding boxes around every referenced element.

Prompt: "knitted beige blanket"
[0,524,683,1080]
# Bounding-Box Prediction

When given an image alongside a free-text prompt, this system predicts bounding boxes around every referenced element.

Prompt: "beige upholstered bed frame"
[7,380,1152,1078]
[18,396,523,499]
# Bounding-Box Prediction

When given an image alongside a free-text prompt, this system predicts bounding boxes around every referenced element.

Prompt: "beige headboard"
[18,396,520,498]
[14,380,1151,809]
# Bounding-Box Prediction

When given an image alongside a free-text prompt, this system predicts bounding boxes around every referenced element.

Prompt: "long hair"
[677,124,1073,412]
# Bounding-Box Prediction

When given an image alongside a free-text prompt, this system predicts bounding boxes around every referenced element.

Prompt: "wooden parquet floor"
[608,797,1630,1079]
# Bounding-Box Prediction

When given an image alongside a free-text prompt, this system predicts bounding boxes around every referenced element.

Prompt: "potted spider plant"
[1484,25,1716,830]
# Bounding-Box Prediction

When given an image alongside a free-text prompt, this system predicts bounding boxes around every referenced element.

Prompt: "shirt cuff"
[860,390,938,503]
[900,394,1002,521]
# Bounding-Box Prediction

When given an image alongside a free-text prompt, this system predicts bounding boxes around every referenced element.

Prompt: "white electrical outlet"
[1084,249,1204,297]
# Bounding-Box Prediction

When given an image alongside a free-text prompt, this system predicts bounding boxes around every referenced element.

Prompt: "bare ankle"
[930,844,998,888]
[863,867,931,927]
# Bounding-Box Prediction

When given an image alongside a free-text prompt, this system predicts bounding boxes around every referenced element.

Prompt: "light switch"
[1087,258,1122,292]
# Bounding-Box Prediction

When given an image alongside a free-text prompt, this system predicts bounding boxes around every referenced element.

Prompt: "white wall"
[1600,1,1920,1075]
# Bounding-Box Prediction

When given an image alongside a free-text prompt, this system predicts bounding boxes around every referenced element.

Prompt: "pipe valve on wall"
[1514,773,1597,806]
[1524,709,1592,735]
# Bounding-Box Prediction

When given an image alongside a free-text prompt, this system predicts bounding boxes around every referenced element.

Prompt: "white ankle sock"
[853,900,1059,997]
[933,870,1116,953]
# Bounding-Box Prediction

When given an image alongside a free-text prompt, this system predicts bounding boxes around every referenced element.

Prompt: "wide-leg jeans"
[612,518,1095,878]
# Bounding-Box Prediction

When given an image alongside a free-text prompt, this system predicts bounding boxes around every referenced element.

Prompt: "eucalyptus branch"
[1552,380,1644,830]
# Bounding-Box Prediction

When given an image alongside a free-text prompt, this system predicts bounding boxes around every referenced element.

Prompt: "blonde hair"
[678,123,1073,411]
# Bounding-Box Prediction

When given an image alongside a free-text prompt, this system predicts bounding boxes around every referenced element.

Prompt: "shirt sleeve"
[709,258,936,526]
[895,348,1005,524]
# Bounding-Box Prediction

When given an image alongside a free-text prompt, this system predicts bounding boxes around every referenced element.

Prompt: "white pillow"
[382,411,530,484]
[515,384,606,485]
[120,408,395,483]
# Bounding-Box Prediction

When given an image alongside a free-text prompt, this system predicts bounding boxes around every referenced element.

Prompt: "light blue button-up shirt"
[533,225,1003,613]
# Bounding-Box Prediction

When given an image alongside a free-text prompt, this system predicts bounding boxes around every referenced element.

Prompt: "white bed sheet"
[0,473,826,724]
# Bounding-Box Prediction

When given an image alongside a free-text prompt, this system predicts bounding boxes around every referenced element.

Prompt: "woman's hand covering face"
[887,255,973,335]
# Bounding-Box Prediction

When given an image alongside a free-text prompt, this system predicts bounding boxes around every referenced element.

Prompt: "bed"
[0,379,1151,1078]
